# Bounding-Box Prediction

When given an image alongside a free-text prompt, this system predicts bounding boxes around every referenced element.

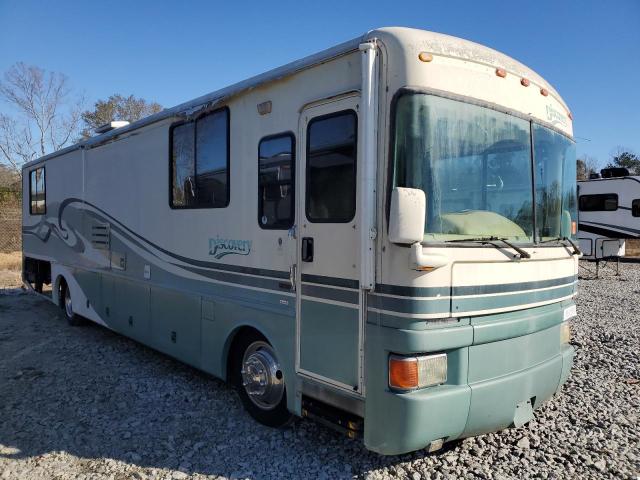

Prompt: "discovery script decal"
[209,236,252,259]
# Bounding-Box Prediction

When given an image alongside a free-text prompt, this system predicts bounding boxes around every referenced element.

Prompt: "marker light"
[389,353,447,391]
[568,111,573,121]
[540,88,549,97]
[521,78,530,87]
[560,322,571,344]
[571,221,577,235]
[418,52,433,62]
[496,68,507,78]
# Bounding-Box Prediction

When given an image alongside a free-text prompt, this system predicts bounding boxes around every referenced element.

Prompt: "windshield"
[392,93,577,243]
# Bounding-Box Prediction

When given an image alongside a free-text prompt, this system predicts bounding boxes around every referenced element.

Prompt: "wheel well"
[225,326,267,383]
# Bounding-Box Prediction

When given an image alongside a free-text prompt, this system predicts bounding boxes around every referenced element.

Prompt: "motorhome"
[578,168,640,261]
[21,27,577,455]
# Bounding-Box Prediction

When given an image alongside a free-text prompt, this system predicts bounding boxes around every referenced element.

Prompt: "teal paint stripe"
[452,285,575,314]
[453,276,576,296]
[368,294,450,315]
[301,284,359,304]
[376,275,577,298]
[301,274,359,289]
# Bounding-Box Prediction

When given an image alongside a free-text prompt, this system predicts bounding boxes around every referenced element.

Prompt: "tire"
[60,282,85,326]
[231,331,293,427]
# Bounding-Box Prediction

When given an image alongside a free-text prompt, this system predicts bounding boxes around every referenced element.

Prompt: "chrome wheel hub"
[241,341,284,410]
[64,288,73,318]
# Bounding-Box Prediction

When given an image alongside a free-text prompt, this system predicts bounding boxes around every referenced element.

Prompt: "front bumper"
[363,303,575,455]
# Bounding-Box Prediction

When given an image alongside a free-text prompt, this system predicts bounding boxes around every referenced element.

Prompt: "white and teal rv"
[577,169,640,261]
[21,27,578,455]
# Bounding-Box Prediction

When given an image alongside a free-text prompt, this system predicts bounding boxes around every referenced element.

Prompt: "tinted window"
[170,108,229,208]
[579,193,618,212]
[171,122,195,207]
[393,94,533,242]
[258,134,295,229]
[632,199,640,217]
[195,110,229,207]
[29,167,46,215]
[306,111,357,222]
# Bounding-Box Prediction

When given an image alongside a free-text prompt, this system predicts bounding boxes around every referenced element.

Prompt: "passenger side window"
[306,111,357,222]
[170,108,230,208]
[578,193,618,212]
[632,199,640,217]
[29,167,46,215]
[258,133,295,229]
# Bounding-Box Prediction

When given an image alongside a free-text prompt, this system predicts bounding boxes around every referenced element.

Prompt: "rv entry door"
[296,95,363,394]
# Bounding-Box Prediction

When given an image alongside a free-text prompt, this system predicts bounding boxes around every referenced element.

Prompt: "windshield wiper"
[445,236,531,259]
[539,236,582,255]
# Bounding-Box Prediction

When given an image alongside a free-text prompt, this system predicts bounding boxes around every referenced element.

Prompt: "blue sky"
[1,0,638,166]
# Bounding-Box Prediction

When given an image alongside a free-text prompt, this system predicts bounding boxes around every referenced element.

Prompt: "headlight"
[389,353,447,391]
[560,322,571,344]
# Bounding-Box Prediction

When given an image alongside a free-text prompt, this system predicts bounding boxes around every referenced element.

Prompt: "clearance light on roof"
[418,52,433,62]
[540,88,549,97]
[257,101,272,115]
[521,78,530,87]
[495,68,507,78]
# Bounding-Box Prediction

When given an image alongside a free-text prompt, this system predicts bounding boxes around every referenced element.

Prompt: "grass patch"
[0,251,21,271]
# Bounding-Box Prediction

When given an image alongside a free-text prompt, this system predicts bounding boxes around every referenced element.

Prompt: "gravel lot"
[0,262,638,480]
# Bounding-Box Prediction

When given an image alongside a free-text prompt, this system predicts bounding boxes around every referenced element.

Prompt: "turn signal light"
[389,353,447,391]
[571,221,577,235]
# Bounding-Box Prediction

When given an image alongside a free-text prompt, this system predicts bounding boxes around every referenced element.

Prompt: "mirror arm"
[409,242,450,272]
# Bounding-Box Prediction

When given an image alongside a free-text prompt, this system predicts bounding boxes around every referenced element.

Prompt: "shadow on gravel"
[0,291,445,479]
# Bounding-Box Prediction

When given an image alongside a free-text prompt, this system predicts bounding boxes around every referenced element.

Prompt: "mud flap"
[513,397,535,427]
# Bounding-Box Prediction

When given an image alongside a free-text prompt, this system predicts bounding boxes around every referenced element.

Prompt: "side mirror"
[388,187,426,244]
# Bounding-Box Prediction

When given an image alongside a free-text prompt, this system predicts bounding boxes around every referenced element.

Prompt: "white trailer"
[577,170,640,261]
[22,27,578,455]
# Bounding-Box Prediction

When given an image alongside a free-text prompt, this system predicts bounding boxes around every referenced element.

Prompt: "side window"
[306,110,357,223]
[195,109,230,208]
[171,122,195,207]
[258,133,295,229]
[578,193,618,212]
[29,167,46,215]
[170,108,229,208]
[632,199,640,217]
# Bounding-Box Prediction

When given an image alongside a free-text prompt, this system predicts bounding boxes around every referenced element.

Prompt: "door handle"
[301,237,314,262]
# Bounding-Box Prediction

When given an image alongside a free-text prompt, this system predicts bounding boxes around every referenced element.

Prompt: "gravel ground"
[0,262,638,480]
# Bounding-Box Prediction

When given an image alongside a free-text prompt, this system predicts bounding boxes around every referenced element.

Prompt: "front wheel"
[232,332,293,427]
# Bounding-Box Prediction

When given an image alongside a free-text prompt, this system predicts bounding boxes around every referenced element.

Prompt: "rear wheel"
[60,282,84,326]
[232,332,292,427]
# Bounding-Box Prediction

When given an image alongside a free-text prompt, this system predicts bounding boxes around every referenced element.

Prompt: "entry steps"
[301,396,363,439]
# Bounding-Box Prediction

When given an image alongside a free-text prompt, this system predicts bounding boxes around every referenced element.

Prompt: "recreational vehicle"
[21,27,577,455]
[578,168,640,261]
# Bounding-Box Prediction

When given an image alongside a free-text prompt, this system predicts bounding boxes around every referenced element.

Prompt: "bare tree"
[577,154,599,180]
[0,62,83,173]
[81,94,162,138]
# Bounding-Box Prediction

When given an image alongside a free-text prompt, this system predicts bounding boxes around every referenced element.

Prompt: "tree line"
[577,149,640,180]
[0,62,162,177]
[0,61,638,183]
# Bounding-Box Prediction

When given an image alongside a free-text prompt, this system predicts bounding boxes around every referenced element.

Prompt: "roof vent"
[600,167,629,178]
[95,120,130,134]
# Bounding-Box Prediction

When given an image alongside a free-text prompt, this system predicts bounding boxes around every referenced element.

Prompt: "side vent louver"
[91,223,110,250]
